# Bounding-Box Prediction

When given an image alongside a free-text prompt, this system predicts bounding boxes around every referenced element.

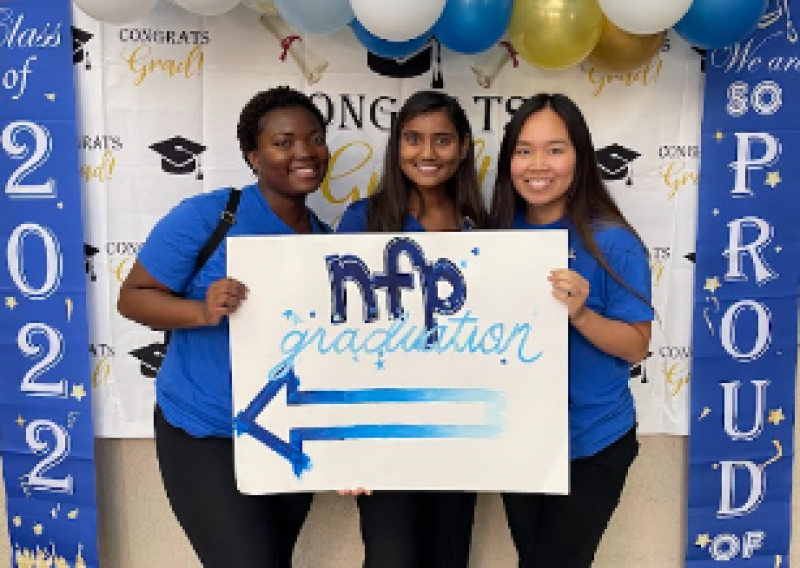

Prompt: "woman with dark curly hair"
[118,86,330,567]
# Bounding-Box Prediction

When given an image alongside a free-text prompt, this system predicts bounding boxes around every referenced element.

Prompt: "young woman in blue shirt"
[337,90,488,568]
[490,93,653,567]
[117,86,330,567]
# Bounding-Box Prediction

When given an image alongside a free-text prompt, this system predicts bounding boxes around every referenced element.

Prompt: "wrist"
[569,305,590,327]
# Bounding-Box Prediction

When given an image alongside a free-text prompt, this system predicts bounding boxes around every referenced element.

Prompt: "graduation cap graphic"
[692,47,707,74]
[630,351,653,383]
[149,136,206,179]
[129,340,167,378]
[596,143,641,185]
[72,26,93,70]
[368,39,444,88]
[83,243,99,282]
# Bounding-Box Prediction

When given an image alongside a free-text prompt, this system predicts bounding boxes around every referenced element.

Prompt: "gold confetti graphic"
[6,296,18,310]
[699,407,711,420]
[768,408,786,426]
[760,440,782,470]
[65,298,73,322]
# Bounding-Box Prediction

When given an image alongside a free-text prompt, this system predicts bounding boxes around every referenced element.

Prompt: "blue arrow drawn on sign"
[234,366,506,476]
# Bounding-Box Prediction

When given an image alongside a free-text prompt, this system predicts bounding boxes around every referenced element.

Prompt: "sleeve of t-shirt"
[602,230,655,323]
[336,200,368,233]
[137,197,213,293]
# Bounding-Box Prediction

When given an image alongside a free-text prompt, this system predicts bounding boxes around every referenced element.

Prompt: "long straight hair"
[366,90,487,232]
[490,93,648,300]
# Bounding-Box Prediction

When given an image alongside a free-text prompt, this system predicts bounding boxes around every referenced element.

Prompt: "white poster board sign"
[228,231,568,493]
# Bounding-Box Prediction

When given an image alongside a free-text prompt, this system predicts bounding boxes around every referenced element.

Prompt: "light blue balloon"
[351,19,431,59]
[674,0,768,50]
[433,0,514,54]
[273,0,354,35]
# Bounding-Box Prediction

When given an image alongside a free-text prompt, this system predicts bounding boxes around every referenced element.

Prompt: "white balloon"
[73,0,159,24]
[350,0,447,42]
[599,0,693,35]
[174,0,242,17]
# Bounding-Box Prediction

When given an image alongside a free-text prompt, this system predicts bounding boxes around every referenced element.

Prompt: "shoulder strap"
[193,187,241,275]
[309,209,331,234]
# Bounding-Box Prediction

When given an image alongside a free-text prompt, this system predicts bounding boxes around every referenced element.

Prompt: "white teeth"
[417,165,439,172]
[527,179,550,188]
[295,168,316,175]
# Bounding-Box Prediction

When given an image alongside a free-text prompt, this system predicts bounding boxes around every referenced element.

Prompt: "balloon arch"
[73,0,770,73]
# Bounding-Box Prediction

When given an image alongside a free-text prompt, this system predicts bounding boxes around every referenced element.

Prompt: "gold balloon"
[585,18,666,73]
[508,0,604,71]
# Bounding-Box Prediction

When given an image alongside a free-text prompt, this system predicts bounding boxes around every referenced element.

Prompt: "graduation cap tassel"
[431,40,444,89]
[196,156,203,181]
[85,51,92,71]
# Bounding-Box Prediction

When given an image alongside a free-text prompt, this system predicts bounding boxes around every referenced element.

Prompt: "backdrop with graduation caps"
[69,0,703,438]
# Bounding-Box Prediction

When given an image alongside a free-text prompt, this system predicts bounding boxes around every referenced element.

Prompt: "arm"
[550,268,651,364]
[118,261,247,330]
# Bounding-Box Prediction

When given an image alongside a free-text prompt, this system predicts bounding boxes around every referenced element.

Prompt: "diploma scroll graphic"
[254,11,329,84]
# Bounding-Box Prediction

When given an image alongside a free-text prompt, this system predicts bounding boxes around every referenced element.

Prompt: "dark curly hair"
[237,86,327,174]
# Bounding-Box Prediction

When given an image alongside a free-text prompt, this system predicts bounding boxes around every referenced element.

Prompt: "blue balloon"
[433,0,514,54]
[351,19,431,59]
[674,0,769,50]
[274,0,354,35]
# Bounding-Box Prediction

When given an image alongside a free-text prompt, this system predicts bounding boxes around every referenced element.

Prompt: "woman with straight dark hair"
[337,89,488,568]
[490,93,653,567]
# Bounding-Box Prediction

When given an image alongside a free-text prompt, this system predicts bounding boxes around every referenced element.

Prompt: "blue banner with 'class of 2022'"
[0,1,100,566]
[688,4,800,567]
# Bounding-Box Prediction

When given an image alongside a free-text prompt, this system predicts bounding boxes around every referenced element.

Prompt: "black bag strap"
[193,187,242,276]
[163,187,241,347]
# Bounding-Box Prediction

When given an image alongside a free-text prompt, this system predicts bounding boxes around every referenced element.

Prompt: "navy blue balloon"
[433,0,514,55]
[674,0,769,50]
[351,19,431,59]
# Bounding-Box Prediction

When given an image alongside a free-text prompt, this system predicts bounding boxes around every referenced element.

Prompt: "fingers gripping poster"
[228,232,568,492]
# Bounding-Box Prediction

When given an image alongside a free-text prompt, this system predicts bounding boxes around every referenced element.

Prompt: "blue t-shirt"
[337,198,424,233]
[337,198,473,233]
[137,184,328,437]
[513,210,654,459]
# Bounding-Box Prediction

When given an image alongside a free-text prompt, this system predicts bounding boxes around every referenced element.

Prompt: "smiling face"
[247,106,329,200]
[398,109,468,195]
[510,107,577,225]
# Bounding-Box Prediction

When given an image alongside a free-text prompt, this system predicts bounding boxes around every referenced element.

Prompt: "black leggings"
[154,406,312,567]
[501,427,639,568]
[356,490,476,568]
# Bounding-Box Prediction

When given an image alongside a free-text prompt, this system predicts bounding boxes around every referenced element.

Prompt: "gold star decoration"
[33,523,43,536]
[16,415,25,428]
[71,384,87,402]
[5,296,18,309]
[766,171,782,188]
[769,408,786,426]
[67,509,79,520]
[696,533,711,548]
[715,131,724,141]
[776,246,783,253]
[704,277,722,294]
[712,208,720,216]
[12,516,22,527]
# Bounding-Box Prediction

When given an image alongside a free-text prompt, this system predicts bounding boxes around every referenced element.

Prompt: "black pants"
[154,406,312,567]
[501,427,639,568]
[356,491,476,568]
